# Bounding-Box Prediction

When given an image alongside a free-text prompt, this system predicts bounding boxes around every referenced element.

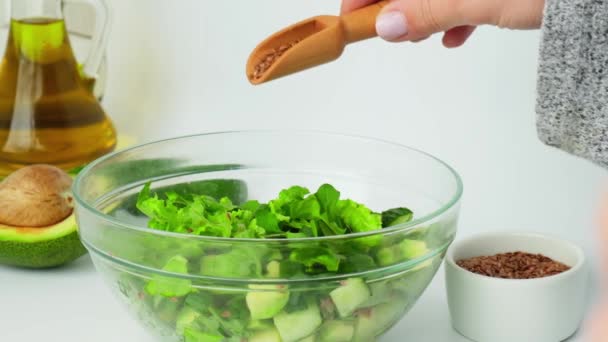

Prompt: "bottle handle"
[64,0,112,79]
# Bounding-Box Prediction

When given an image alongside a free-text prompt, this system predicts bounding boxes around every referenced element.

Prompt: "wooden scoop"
[246,0,389,85]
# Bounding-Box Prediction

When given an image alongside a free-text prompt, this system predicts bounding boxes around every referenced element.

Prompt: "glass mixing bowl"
[73,131,463,342]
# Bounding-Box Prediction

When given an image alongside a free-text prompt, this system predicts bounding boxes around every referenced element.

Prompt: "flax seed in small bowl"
[445,232,589,342]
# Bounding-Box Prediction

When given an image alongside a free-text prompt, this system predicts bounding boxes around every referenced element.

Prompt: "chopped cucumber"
[318,320,355,342]
[329,278,371,318]
[249,327,282,342]
[246,285,290,319]
[274,302,323,342]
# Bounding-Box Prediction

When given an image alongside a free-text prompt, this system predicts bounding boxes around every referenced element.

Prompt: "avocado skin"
[0,229,86,269]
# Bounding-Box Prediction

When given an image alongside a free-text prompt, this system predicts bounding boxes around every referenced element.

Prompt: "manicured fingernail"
[376,11,408,40]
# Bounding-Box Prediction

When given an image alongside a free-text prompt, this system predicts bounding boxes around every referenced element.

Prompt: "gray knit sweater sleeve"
[536,0,608,167]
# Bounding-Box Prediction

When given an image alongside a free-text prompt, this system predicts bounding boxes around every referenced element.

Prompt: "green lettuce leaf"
[184,328,223,342]
[200,247,263,278]
[339,253,377,273]
[240,200,261,212]
[337,199,382,233]
[289,195,321,220]
[254,207,281,234]
[182,292,249,339]
[136,183,235,237]
[315,183,340,215]
[269,185,310,218]
[289,247,341,272]
[381,207,414,227]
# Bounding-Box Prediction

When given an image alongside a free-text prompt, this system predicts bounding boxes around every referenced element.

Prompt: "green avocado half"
[0,214,86,268]
[0,159,246,269]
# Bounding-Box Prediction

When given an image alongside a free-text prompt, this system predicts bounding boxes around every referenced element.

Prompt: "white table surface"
[0,253,589,342]
[0,1,604,341]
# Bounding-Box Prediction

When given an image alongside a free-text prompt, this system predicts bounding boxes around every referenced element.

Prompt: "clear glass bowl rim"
[73,129,464,244]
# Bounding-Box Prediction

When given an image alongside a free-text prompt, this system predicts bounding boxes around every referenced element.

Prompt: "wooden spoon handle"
[341,0,390,43]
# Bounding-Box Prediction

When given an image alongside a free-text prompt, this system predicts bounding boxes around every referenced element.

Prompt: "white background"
[1,0,606,341]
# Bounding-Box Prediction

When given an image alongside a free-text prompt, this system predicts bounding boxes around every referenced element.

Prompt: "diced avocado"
[274,302,323,342]
[176,306,201,335]
[249,327,282,342]
[248,319,274,331]
[329,278,371,318]
[145,255,192,298]
[398,240,429,259]
[376,239,429,266]
[411,258,434,272]
[371,302,405,333]
[0,214,87,268]
[391,263,435,298]
[246,284,290,319]
[268,250,284,261]
[353,311,376,342]
[353,302,405,342]
[319,297,338,320]
[148,294,184,324]
[266,260,281,278]
[297,336,317,342]
[183,328,223,342]
[376,248,396,267]
[359,281,392,308]
[318,320,355,342]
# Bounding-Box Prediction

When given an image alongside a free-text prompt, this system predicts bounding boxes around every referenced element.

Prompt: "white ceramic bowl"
[445,232,590,342]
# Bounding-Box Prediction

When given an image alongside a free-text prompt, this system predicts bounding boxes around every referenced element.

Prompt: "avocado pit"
[0,164,74,228]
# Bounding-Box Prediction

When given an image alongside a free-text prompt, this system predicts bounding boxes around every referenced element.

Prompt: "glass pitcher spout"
[0,0,116,176]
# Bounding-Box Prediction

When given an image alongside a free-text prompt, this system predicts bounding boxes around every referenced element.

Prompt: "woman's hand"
[342,0,545,47]
[587,306,608,342]
[586,194,608,341]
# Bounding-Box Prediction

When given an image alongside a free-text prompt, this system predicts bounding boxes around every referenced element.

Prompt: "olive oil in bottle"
[0,18,117,176]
